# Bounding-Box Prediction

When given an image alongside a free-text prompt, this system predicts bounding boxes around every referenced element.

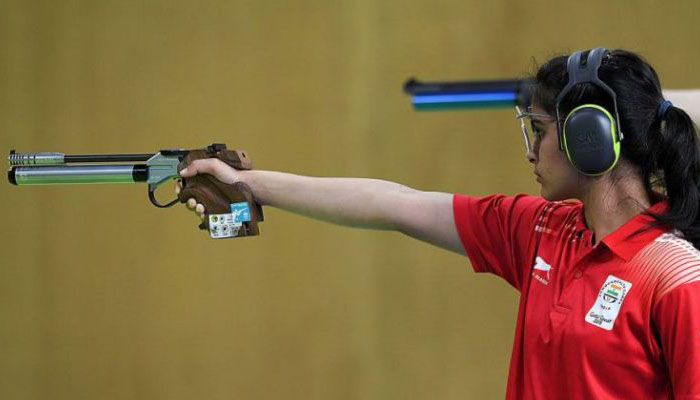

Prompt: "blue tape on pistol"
[230,202,252,223]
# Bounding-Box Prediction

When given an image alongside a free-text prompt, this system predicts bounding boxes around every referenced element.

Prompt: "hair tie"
[657,99,673,119]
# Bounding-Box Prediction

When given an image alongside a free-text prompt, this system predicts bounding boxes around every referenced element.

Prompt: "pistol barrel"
[8,150,155,166]
[9,152,65,166]
[8,165,148,185]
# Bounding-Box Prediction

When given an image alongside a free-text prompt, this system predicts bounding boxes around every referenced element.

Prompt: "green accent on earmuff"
[561,104,621,176]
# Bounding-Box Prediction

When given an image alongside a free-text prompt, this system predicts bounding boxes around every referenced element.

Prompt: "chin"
[539,185,570,202]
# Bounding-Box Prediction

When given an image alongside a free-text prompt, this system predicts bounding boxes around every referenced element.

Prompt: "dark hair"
[532,49,700,249]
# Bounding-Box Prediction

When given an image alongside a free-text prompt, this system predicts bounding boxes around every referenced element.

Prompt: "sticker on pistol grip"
[208,213,242,239]
[230,202,252,223]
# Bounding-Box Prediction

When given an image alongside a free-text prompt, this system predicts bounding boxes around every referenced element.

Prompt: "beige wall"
[1,1,699,399]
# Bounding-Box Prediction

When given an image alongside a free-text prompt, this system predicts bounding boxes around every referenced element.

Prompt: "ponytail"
[645,106,700,248]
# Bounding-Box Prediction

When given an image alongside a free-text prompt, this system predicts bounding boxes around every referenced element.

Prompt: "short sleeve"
[653,281,700,398]
[453,194,548,290]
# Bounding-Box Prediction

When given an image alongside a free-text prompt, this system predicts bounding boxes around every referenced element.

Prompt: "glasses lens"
[516,106,554,153]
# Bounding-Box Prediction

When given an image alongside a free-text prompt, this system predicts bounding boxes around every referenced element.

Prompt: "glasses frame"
[515,106,556,154]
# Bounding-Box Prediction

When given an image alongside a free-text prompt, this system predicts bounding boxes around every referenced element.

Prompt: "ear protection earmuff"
[555,48,624,176]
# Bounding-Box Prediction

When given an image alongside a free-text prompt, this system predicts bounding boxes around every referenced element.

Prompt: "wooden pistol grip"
[176,148,263,237]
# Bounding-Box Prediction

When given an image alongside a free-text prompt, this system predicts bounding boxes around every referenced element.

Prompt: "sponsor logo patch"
[532,256,553,285]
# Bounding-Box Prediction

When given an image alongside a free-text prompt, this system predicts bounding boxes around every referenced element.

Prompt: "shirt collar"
[574,194,671,262]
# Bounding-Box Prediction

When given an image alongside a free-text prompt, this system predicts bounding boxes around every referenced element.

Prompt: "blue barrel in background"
[404,78,533,111]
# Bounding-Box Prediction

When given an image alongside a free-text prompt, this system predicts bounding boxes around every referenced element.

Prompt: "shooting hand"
[176,158,242,220]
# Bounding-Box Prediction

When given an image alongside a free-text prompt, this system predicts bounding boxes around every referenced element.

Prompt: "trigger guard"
[149,184,180,208]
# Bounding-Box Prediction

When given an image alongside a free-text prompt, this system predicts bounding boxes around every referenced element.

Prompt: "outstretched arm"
[177,159,465,255]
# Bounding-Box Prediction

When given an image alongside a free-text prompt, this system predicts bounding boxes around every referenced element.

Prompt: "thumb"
[179,158,237,184]
[179,158,220,178]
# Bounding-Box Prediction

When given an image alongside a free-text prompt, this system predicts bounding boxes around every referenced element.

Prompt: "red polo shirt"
[453,194,700,399]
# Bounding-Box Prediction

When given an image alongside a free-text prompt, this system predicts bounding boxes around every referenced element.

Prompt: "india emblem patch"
[585,275,632,331]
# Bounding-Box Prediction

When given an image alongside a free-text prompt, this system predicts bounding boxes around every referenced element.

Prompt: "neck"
[578,171,652,246]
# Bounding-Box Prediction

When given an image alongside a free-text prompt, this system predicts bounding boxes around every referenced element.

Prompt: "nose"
[526,149,537,164]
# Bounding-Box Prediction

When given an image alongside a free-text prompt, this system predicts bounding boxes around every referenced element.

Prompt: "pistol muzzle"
[8,168,16,185]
